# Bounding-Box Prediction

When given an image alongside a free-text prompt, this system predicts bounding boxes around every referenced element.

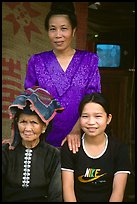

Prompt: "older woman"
[2,86,64,202]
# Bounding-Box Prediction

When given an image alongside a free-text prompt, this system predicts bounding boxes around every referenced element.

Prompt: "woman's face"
[48,15,76,51]
[17,113,46,142]
[80,102,112,137]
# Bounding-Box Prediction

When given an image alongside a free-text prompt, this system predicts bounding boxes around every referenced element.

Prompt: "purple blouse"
[24,50,101,147]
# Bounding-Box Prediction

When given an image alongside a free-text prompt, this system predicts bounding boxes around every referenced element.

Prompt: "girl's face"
[17,113,46,142]
[48,15,76,51]
[80,102,112,137]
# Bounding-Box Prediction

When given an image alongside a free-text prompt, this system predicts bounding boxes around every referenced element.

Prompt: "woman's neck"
[53,48,76,71]
[22,138,40,149]
[53,48,75,57]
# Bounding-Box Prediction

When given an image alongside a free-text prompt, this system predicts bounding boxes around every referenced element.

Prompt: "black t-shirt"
[61,134,131,202]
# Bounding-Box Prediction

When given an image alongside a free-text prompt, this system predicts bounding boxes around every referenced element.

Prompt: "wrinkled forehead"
[18,111,44,123]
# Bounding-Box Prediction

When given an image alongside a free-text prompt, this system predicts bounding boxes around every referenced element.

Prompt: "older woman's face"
[17,113,46,142]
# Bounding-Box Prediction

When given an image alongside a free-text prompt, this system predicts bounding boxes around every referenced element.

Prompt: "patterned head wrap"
[9,86,64,124]
[8,86,64,149]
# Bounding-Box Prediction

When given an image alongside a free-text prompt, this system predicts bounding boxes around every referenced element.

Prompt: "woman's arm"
[109,173,128,202]
[62,170,77,202]
[24,55,38,89]
[61,119,81,153]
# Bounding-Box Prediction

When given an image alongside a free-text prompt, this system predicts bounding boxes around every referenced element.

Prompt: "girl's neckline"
[82,133,108,159]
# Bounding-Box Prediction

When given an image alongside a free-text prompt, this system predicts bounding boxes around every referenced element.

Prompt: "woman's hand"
[61,119,81,153]
[2,138,15,150]
[61,132,81,153]
[2,138,11,145]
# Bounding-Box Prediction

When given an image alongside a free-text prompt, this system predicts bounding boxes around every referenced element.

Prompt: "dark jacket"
[2,140,62,202]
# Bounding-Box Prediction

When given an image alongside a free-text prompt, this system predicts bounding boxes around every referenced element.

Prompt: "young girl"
[61,92,131,202]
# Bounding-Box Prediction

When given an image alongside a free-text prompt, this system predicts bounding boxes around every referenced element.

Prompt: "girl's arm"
[62,170,77,202]
[109,173,128,202]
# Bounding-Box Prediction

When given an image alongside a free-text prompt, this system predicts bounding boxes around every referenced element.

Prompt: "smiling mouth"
[87,127,97,131]
[55,41,63,46]
[23,134,33,137]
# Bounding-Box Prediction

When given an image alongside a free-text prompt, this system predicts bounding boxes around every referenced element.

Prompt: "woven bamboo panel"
[2,2,51,139]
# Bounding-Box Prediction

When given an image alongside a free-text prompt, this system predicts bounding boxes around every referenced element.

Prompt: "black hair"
[45,2,77,31]
[78,92,112,136]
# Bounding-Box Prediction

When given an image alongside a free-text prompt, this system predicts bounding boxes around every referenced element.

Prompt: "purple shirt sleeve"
[24,55,39,89]
[85,53,101,94]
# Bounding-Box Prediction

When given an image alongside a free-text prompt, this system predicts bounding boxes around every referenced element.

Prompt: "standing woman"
[2,86,64,202]
[24,3,101,151]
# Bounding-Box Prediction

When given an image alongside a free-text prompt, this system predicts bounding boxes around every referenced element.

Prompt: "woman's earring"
[42,129,45,134]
